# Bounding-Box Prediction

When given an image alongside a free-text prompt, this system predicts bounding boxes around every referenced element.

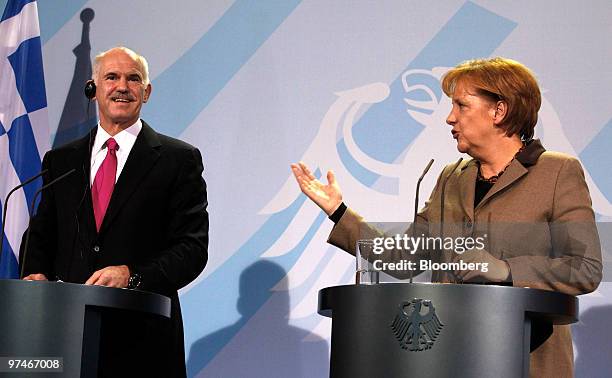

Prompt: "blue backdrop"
[2,1,610,376]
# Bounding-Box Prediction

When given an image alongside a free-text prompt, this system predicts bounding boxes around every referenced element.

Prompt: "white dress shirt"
[90,120,142,186]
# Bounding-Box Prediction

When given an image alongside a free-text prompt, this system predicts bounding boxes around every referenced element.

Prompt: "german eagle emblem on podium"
[391,298,443,351]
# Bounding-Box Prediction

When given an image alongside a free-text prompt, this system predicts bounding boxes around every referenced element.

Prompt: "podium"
[0,279,170,377]
[318,283,577,378]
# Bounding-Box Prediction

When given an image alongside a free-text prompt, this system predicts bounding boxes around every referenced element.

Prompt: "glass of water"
[356,239,379,285]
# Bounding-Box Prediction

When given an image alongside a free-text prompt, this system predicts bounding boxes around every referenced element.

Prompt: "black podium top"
[319,283,577,324]
[1,279,171,316]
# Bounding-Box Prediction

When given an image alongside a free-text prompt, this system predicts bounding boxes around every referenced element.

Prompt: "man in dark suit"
[21,46,208,377]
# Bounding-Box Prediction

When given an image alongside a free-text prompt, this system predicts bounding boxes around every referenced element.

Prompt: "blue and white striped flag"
[0,0,49,278]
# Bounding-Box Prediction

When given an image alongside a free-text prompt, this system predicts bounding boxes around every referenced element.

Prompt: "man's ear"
[143,83,152,103]
[492,100,507,125]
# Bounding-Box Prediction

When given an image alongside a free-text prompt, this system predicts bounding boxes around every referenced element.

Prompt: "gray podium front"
[318,283,577,378]
[0,279,170,377]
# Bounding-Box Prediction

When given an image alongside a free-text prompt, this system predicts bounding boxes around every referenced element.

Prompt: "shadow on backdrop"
[573,304,612,377]
[187,260,329,377]
[52,8,97,148]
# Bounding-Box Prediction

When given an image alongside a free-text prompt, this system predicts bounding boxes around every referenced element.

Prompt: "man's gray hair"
[92,46,150,86]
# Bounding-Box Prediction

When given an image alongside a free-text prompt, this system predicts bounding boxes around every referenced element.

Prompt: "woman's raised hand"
[290,162,343,216]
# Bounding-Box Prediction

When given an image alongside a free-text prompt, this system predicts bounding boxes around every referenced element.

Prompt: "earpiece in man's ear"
[84,80,96,99]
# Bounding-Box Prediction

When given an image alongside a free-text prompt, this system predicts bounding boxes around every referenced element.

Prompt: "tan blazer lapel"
[475,159,528,212]
[458,160,477,221]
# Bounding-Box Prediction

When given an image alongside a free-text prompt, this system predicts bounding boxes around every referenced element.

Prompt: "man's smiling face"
[94,49,151,130]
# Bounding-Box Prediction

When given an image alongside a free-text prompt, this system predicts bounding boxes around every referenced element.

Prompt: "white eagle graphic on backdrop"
[258,67,612,340]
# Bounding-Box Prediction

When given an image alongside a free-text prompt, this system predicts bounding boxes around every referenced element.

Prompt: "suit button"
[93,245,100,252]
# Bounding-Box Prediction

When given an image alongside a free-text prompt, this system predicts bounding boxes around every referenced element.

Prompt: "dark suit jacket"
[328,140,602,377]
[21,121,209,377]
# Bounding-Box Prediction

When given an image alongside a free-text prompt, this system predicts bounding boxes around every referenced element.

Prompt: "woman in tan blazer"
[291,57,602,377]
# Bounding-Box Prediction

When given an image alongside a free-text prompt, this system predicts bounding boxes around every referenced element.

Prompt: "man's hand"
[291,161,343,216]
[85,265,130,288]
[22,273,48,281]
[453,249,511,283]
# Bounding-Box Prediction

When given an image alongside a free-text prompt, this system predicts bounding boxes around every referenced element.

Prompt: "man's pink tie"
[92,138,118,231]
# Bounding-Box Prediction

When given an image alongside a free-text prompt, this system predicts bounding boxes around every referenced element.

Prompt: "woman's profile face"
[445,81,500,158]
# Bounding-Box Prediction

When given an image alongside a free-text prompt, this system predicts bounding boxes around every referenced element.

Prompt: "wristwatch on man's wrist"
[127,272,142,290]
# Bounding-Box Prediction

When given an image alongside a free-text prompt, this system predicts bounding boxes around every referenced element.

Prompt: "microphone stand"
[409,159,434,283]
[20,169,76,279]
[0,170,48,269]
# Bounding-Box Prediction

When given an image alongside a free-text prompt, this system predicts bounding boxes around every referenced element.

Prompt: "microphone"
[409,159,434,284]
[0,169,48,269]
[20,168,76,279]
[439,157,463,282]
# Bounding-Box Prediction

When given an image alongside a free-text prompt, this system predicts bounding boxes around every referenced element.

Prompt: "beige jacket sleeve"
[326,164,449,279]
[505,157,602,295]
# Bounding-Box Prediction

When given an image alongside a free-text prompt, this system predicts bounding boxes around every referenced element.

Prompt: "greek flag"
[0,0,48,278]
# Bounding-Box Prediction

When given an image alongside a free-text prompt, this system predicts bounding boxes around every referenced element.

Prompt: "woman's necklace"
[477,144,526,184]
